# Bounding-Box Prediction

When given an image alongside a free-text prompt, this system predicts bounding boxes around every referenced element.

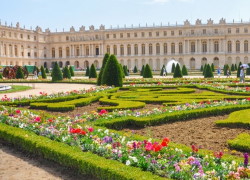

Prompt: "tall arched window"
[66,47,70,57]
[59,47,63,58]
[127,44,131,55]
[156,43,160,55]
[163,43,167,54]
[120,45,124,56]
[171,43,175,54]
[149,44,153,55]
[14,45,18,56]
[213,57,219,67]
[202,57,207,65]
[106,45,110,54]
[190,58,195,69]
[86,46,90,56]
[113,45,117,55]
[227,41,232,53]
[244,40,248,52]
[141,44,145,55]
[52,48,55,58]
[214,41,219,53]
[236,40,240,52]
[134,44,138,55]
[76,46,80,56]
[9,45,13,56]
[191,42,195,53]
[179,43,183,54]
[202,41,207,53]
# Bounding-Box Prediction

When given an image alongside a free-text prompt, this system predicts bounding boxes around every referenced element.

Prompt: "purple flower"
[244,153,249,167]
[103,136,113,143]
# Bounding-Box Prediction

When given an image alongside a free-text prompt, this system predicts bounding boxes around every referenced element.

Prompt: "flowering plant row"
[0,106,249,179]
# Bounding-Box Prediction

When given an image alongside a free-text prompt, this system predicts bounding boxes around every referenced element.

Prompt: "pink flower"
[99,109,108,115]
[34,116,41,122]
[15,109,21,114]
[87,127,94,132]
[145,142,153,151]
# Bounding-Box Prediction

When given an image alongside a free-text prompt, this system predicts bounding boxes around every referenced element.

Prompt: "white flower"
[126,160,131,166]
[129,156,138,163]
[104,129,109,134]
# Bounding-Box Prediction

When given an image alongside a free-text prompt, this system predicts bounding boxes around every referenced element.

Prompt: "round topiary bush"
[85,66,90,76]
[51,62,63,81]
[143,64,153,78]
[16,66,24,79]
[182,65,188,76]
[63,66,71,79]
[69,66,75,77]
[40,66,47,79]
[97,53,110,85]
[173,63,183,78]
[101,55,123,87]
[204,64,214,78]
[89,64,97,78]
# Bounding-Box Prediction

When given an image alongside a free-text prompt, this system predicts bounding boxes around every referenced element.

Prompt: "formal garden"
[0,54,250,179]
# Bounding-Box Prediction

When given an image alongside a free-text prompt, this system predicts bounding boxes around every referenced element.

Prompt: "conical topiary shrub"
[123,65,129,76]
[203,64,207,76]
[119,64,125,78]
[69,66,75,77]
[160,65,166,76]
[200,65,204,72]
[246,63,250,75]
[45,67,49,73]
[133,66,138,73]
[235,64,238,71]
[89,64,97,78]
[182,65,188,76]
[237,62,242,78]
[223,64,228,75]
[140,65,145,76]
[63,66,71,79]
[85,66,90,76]
[171,63,176,73]
[16,66,24,79]
[101,55,123,87]
[173,63,183,78]
[40,66,47,79]
[143,64,153,78]
[211,63,215,72]
[52,62,63,81]
[204,64,214,78]
[231,64,235,71]
[97,53,110,85]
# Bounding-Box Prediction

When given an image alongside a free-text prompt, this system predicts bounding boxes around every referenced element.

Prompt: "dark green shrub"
[45,67,49,73]
[63,66,71,79]
[231,64,235,71]
[246,63,250,75]
[51,62,63,81]
[200,65,203,72]
[173,64,183,78]
[211,63,215,72]
[85,66,90,76]
[140,65,145,76]
[40,66,47,79]
[182,65,188,76]
[160,65,166,76]
[143,64,153,78]
[16,66,24,79]
[69,66,75,77]
[97,53,110,85]
[133,66,138,73]
[237,62,242,78]
[89,64,97,78]
[119,64,125,78]
[235,64,238,71]
[204,64,214,78]
[224,64,229,75]
[203,64,207,76]
[0,73,3,79]
[102,55,123,87]
[171,63,176,73]
[123,65,129,76]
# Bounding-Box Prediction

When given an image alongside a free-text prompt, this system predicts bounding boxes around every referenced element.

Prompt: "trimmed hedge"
[0,123,165,180]
[228,133,250,152]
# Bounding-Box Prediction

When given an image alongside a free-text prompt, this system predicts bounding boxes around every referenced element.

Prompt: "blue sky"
[1,0,249,32]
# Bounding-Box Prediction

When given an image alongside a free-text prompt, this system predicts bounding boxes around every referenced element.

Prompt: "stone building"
[0,18,249,70]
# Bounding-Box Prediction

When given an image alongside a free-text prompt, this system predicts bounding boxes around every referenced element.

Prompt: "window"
[164,31,167,36]
[106,45,110,54]
[34,52,37,58]
[191,30,194,35]
[236,40,240,52]
[14,33,17,38]
[113,45,117,55]
[34,36,37,40]
[134,33,137,37]
[9,32,11,37]
[163,43,167,54]
[171,43,175,54]
[134,44,138,55]
[106,34,109,39]
[127,33,130,38]
[96,46,99,56]
[244,40,248,52]
[76,46,80,56]
[214,41,219,53]
[156,32,159,37]
[141,44,145,55]
[28,52,31,57]
[228,28,231,34]
[20,34,23,39]
[120,45,124,55]
[179,43,183,54]
[127,44,131,55]
[66,47,70,57]
[95,35,99,39]
[59,47,63,57]
[227,41,232,53]
[156,43,160,54]
[66,36,69,41]
[244,28,248,33]
[236,28,240,33]
[120,33,123,38]
[202,41,207,53]
[191,42,195,53]
[113,34,116,38]
[52,48,55,58]
[27,35,30,39]
[141,32,145,37]
[149,32,152,37]
[14,45,18,56]
[149,44,153,54]
[171,31,174,36]
[214,29,218,34]
[179,30,182,35]
[203,29,206,35]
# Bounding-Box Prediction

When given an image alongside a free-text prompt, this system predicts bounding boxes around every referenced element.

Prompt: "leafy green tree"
[200,65,204,72]
[171,63,176,73]
[40,66,47,79]
[45,67,49,73]
[85,66,90,76]
[204,64,214,78]
[119,64,125,78]
[63,66,71,79]
[69,66,75,77]
[231,64,235,71]
[97,53,110,85]
[89,64,97,78]
[173,63,183,78]
[16,66,24,79]
[160,65,166,76]
[133,66,138,73]
[51,62,63,81]
[237,62,242,78]
[182,65,188,75]
[211,63,215,72]
[140,65,145,76]
[101,55,123,87]
[143,64,153,78]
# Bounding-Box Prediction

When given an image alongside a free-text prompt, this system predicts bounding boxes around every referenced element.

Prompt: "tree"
[63,66,71,79]
[223,64,228,75]
[69,66,75,77]
[45,67,49,73]
[211,63,215,72]
[200,65,204,72]
[40,66,47,79]
[204,64,214,78]
[16,66,24,79]
[123,65,129,76]
[235,64,238,71]
[51,62,63,81]
[173,63,183,78]
[143,64,153,78]
[133,66,138,73]
[160,65,166,76]
[140,65,145,76]
[171,63,176,73]
[203,64,207,76]
[246,63,250,75]
[182,65,188,76]
[237,62,242,78]
[231,64,235,71]
[85,66,90,76]
[97,53,110,85]
[119,64,125,78]
[101,55,123,87]
[0,73,2,79]
[89,64,97,78]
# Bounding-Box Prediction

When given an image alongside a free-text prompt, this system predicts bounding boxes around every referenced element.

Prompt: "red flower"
[191,145,199,153]
[15,109,21,114]
[87,127,94,132]
[153,143,163,152]
[34,116,41,122]
[99,109,108,115]
[246,98,250,101]
[79,130,86,135]
[214,151,223,159]
[47,119,53,123]
[246,87,250,91]
[161,137,170,147]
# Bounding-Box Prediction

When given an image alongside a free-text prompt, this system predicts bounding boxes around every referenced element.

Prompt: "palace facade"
[0,18,250,70]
